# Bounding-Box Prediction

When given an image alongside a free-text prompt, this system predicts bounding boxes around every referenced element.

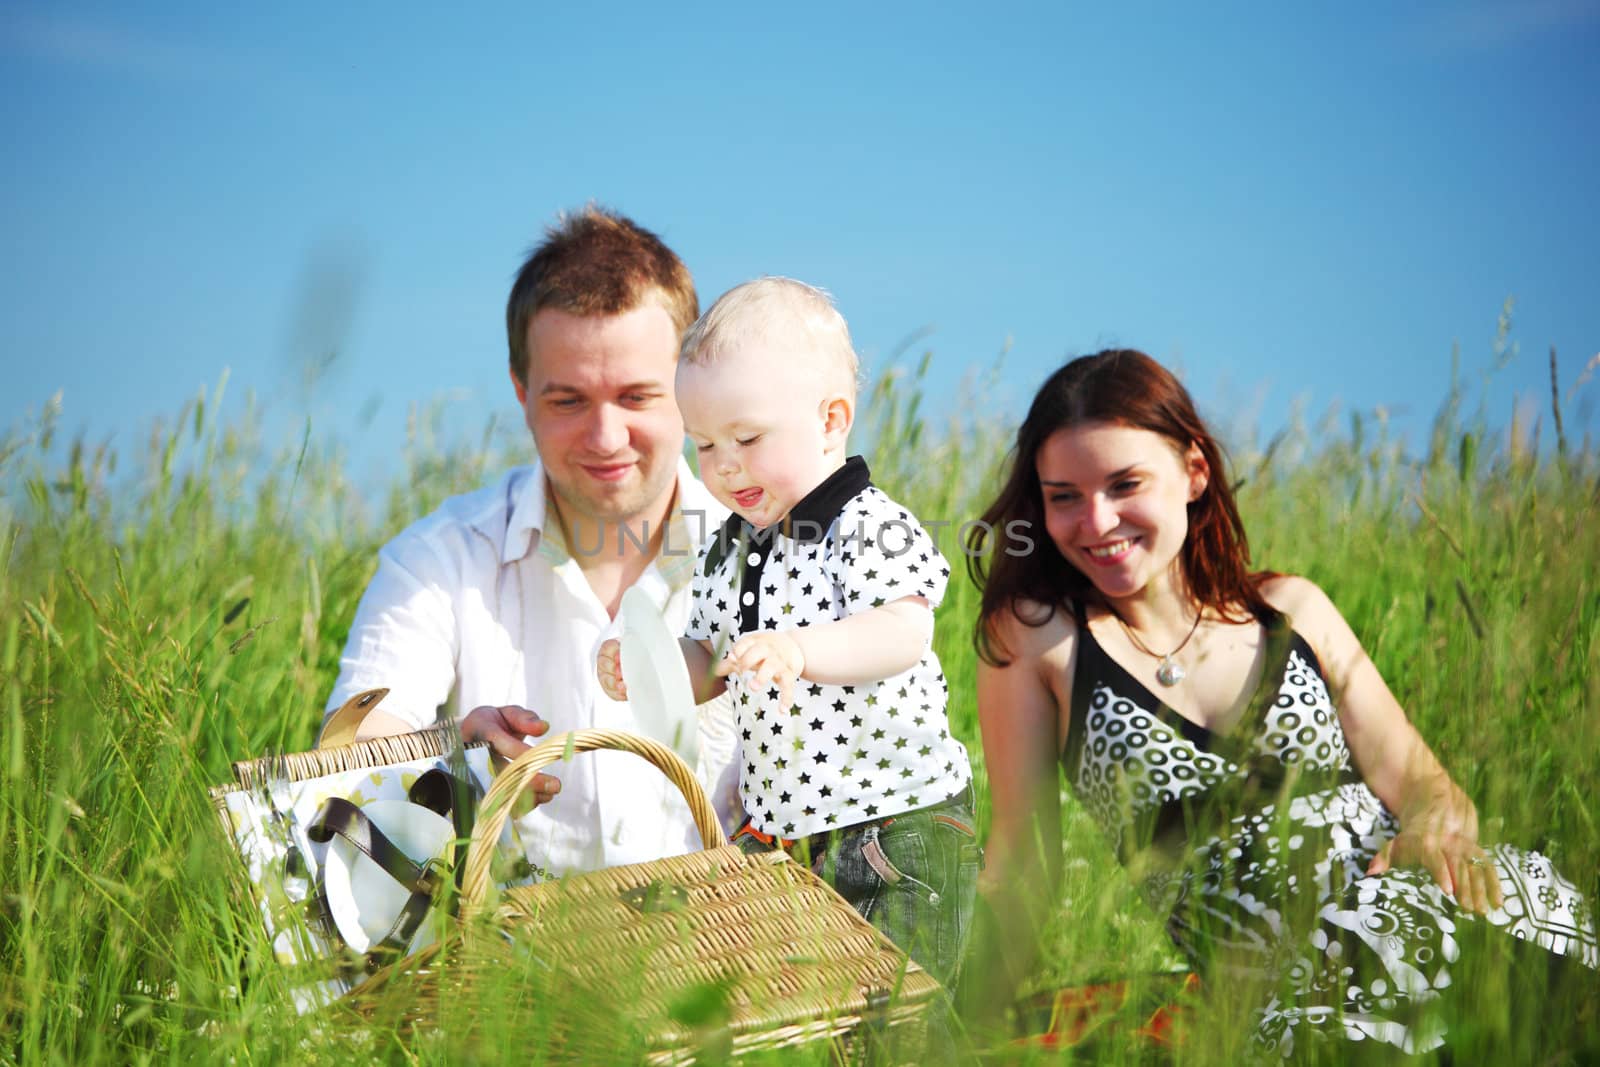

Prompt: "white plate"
[322,799,455,955]
[619,585,699,767]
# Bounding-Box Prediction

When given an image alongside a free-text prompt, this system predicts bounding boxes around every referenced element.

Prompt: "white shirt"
[325,457,736,876]
[686,456,971,839]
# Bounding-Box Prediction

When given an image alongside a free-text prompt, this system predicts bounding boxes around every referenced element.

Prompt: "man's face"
[513,302,684,528]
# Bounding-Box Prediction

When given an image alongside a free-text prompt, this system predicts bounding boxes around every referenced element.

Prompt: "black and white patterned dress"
[1063,604,1598,1056]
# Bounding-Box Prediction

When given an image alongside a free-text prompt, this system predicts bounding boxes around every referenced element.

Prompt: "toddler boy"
[599,277,976,984]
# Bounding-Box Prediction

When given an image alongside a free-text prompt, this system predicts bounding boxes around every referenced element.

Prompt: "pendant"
[1155,656,1185,687]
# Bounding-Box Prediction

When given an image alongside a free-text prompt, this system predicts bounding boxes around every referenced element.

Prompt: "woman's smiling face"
[1035,420,1209,602]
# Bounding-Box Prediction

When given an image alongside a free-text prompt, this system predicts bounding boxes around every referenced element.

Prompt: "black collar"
[780,455,872,543]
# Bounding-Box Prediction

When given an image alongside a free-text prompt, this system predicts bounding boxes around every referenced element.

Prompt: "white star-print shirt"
[686,456,972,839]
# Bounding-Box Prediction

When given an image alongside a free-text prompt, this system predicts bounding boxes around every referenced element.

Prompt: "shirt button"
[742,591,755,606]
[746,552,761,566]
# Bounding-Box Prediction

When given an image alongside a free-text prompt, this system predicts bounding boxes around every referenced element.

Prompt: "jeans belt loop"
[859,821,944,905]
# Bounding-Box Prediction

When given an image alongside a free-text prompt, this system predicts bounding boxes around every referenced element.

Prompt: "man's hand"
[462,704,561,810]
[596,638,628,701]
[714,631,805,710]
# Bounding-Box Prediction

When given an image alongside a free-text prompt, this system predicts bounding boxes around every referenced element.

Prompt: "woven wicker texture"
[346,728,942,1060]
[348,844,941,1060]
[461,729,725,914]
[218,724,464,797]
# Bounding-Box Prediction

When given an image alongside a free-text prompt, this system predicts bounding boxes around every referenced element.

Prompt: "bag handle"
[409,765,478,888]
[317,687,390,749]
[458,728,726,917]
[306,768,475,967]
[307,795,444,963]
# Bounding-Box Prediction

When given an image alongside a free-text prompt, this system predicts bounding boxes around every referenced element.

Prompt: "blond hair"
[679,277,860,398]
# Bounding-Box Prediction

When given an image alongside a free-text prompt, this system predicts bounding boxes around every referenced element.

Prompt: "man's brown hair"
[506,206,698,385]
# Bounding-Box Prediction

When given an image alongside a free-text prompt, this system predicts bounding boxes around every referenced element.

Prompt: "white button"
[746,552,761,566]
[742,591,755,606]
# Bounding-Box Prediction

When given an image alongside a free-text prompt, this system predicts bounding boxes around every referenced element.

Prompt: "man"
[324,206,733,874]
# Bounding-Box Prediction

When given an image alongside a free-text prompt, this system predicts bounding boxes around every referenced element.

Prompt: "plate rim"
[321,798,454,955]
[618,585,699,765]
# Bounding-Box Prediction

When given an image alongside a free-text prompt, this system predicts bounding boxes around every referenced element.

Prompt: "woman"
[967,350,1595,1056]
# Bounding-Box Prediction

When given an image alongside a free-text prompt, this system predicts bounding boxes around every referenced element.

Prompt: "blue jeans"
[735,791,982,988]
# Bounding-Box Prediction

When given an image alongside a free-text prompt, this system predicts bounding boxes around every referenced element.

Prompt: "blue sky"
[4,2,1597,486]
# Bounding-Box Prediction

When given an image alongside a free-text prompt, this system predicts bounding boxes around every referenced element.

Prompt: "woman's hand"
[1368,828,1504,915]
[1368,776,1503,913]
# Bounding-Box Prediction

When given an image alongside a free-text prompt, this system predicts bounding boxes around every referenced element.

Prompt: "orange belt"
[732,820,807,850]
[732,787,974,853]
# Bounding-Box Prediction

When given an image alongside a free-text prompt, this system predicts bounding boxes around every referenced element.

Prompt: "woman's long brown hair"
[968,349,1271,665]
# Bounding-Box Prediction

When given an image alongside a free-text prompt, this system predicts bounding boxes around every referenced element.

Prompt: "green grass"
[2,342,1597,1065]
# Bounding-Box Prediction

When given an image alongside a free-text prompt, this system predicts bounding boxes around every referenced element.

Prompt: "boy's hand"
[597,637,628,701]
[716,631,805,711]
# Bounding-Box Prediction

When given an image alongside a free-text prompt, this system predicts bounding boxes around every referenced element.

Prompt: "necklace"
[1115,609,1203,687]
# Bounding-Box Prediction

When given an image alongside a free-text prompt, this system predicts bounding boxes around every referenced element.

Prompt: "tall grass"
[2,338,1596,1064]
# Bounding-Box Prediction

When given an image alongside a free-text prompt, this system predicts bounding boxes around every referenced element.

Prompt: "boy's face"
[677,348,850,530]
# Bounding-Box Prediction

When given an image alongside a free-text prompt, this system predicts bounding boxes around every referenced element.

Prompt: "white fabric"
[325,457,737,876]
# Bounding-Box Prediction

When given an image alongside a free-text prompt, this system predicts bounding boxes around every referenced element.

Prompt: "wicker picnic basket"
[340,727,945,1062]
[207,711,503,1014]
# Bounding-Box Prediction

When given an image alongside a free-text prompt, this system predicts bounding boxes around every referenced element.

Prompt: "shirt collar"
[500,460,554,566]
[784,454,872,542]
[499,456,715,591]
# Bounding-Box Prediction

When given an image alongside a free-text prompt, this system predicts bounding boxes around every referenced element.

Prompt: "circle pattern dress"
[1061,606,1598,1056]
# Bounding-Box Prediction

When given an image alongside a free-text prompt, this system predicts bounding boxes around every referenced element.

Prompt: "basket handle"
[459,728,727,915]
[317,687,390,748]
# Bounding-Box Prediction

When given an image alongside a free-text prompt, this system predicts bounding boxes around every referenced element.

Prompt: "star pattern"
[686,477,969,837]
